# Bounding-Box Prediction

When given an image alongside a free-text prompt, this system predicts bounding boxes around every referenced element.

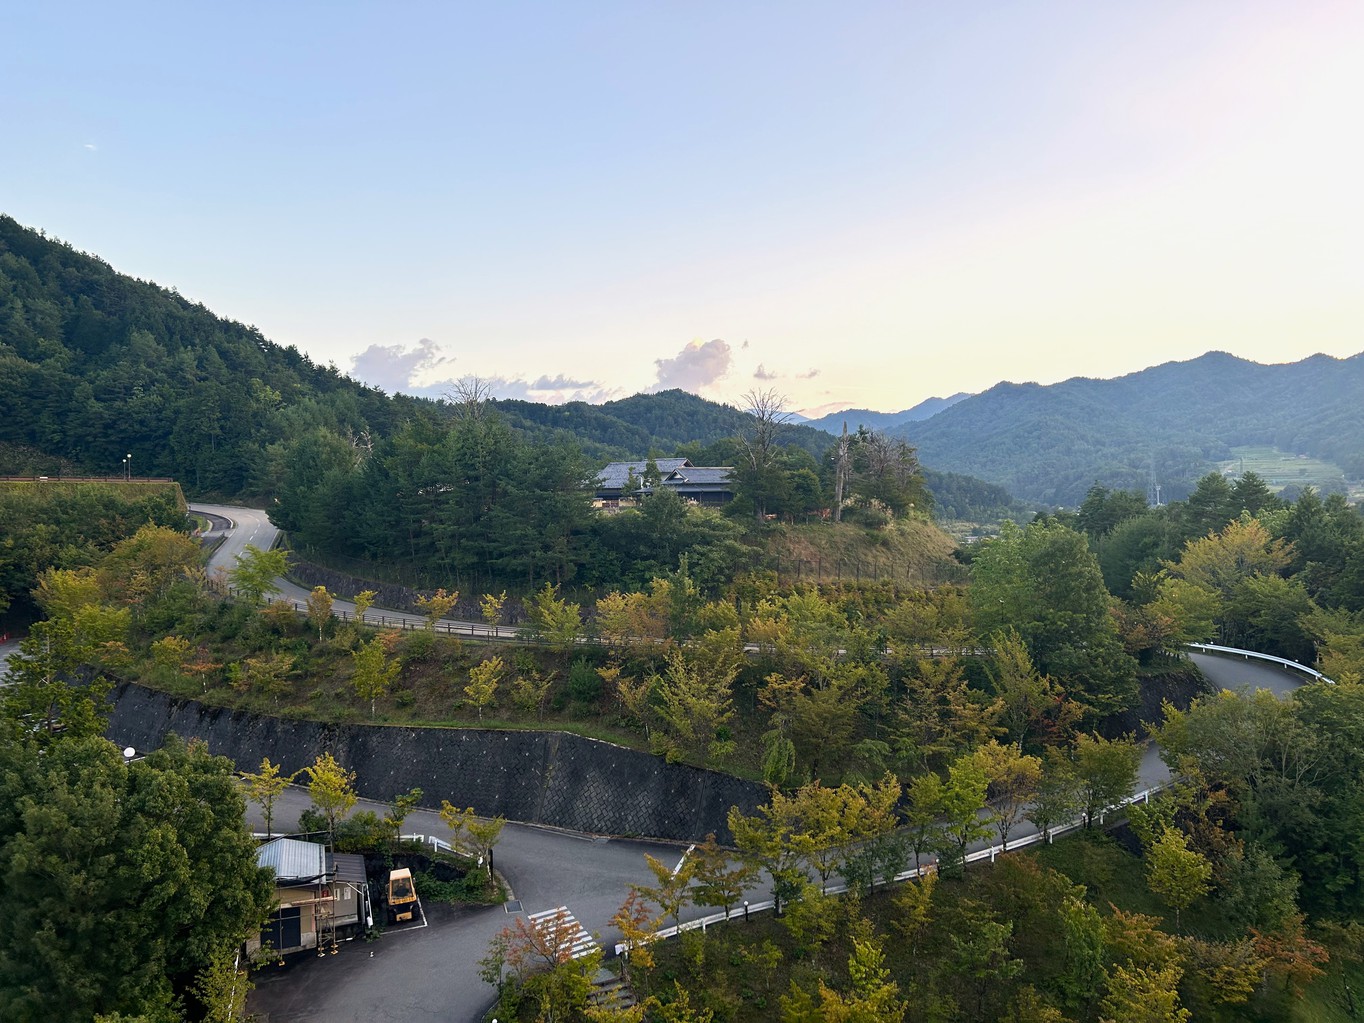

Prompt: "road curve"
[190,503,513,639]
[196,506,1317,1021]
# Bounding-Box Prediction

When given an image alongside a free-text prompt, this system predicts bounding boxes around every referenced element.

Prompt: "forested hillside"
[894,351,1364,506]
[0,217,830,488]
[0,216,408,493]
[0,216,1016,541]
[494,389,831,461]
[800,392,970,435]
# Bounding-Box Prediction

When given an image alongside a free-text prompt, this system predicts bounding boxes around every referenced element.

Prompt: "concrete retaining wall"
[106,683,765,843]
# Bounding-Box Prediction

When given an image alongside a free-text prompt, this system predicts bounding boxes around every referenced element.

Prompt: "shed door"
[263,906,302,952]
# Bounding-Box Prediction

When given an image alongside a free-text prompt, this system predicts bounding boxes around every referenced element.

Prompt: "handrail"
[1185,642,1334,684]
[618,784,1167,953]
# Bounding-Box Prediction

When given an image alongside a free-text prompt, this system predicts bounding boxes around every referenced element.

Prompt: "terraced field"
[1219,445,1355,497]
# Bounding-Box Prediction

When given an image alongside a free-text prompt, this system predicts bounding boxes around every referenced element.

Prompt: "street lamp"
[123,454,131,481]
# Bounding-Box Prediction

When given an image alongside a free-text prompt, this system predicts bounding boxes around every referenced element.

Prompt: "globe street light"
[124,453,132,481]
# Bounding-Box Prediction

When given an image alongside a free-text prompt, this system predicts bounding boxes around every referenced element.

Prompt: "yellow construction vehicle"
[387,867,417,924]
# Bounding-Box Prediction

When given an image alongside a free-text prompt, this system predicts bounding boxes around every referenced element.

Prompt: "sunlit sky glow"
[5,2,1362,414]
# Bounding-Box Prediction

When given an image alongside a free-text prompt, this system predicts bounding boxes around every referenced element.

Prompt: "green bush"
[334,811,389,852]
[568,657,602,705]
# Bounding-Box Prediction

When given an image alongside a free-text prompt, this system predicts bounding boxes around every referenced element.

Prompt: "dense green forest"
[9,214,1364,1021]
[895,351,1364,506]
[9,472,1364,1020]
[0,218,821,487]
[0,479,186,619]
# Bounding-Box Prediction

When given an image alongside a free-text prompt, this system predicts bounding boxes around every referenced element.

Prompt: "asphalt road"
[247,789,691,1023]
[190,503,513,639]
[194,505,1314,1021]
[0,639,19,687]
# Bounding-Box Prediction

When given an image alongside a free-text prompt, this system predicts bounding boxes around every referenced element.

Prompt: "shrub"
[568,657,602,705]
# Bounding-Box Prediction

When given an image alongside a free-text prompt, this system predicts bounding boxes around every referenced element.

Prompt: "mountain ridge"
[891,351,1364,505]
[799,392,972,435]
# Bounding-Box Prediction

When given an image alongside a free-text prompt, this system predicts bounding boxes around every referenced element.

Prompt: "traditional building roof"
[672,466,731,486]
[596,458,692,492]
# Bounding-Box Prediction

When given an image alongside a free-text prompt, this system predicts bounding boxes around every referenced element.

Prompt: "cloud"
[753,364,778,380]
[484,375,621,404]
[348,341,618,404]
[83,142,97,151]
[651,338,732,394]
[349,338,456,395]
[798,368,820,379]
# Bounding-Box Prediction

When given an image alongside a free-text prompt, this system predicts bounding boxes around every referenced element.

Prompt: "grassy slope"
[763,518,966,587]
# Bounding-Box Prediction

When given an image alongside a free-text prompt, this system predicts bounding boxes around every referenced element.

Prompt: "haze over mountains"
[2,215,1359,513]
[890,351,1364,506]
[798,393,972,435]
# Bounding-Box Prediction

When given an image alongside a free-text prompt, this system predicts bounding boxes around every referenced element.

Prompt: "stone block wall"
[106,683,765,844]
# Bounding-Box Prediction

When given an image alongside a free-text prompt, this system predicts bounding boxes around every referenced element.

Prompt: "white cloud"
[348,341,620,404]
[484,375,621,404]
[651,338,732,394]
[349,338,456,396]
[753,364,778,380]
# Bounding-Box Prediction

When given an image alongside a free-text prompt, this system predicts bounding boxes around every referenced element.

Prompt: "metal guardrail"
[1185,642,1334,684]
[624,648,1326,952]
[227,588,529,643]
[619,784,1166,953]
[401,833,455,854]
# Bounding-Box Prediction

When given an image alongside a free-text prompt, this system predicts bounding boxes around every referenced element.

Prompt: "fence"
[619,783,1167,953]
[1185,642,1334,684]
[622,647,1324,952]
[231,587,532,644]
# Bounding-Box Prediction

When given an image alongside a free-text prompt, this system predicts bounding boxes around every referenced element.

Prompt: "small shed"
[250,837,371,957]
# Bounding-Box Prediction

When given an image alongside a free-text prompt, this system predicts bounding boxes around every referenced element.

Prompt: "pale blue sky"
[5,2,1362,413]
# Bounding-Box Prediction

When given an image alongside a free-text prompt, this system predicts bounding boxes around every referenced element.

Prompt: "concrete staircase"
[587,968,638,1010]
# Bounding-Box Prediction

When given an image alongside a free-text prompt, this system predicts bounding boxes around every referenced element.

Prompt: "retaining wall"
[106,683,764,843]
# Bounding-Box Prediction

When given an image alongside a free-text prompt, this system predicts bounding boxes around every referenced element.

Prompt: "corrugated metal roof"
[257,837,328,883]
[332,852,367,885]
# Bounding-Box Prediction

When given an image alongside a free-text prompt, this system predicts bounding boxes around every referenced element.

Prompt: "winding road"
[192,503,514,639]
[186,505,1311,1022]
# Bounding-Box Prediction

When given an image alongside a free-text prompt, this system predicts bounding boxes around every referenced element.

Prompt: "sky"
[4,2,1362,416]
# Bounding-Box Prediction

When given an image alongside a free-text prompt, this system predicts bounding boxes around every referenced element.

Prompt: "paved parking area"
[249,901,508,1023]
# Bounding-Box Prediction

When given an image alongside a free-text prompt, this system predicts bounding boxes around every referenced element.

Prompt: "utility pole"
[832,422,851,523]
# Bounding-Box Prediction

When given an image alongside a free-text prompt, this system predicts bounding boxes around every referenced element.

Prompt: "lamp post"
[123,454,131,480]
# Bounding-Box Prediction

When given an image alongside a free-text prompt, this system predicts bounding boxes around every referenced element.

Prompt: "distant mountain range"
[799,393,972,435]
[4,215,1356,515]
[888,351,1364,506]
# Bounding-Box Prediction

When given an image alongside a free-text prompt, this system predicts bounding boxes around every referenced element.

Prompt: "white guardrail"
[1184,642,1334,684]
[623,645,1333,953]
[228,588,525,642]
[617,785,1165,954]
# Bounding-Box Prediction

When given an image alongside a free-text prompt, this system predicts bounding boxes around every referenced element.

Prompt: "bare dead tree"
[738,388,792,523]
[447,376,494,422]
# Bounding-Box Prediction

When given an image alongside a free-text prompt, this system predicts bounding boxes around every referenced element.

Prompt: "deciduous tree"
[242,757,296,838]
[650,650,737,766]
[228,544,288,605]
[1072,733,1142,828]
[304,752,357,842]
[1146,826,1213,931]
[464,655,503,721]
[306,585,333,639]
[415,587,459,631]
